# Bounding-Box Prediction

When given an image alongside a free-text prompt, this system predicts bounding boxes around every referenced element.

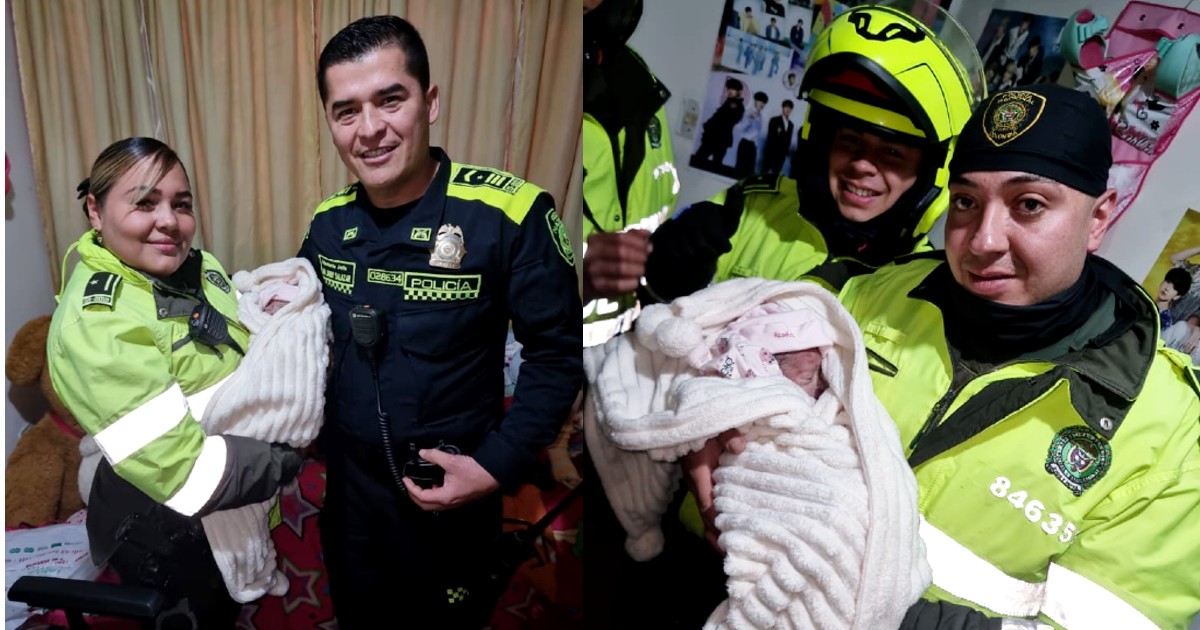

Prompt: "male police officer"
[582,0,678,348]
[693,84,1200,628]
[298,15,582,628]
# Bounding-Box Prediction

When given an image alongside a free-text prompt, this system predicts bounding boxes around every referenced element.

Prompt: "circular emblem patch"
[991,101,1028,134]
[1045,425,1111,497]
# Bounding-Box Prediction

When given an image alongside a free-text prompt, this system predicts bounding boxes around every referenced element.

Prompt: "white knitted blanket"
[198,258,331,603]
[588,278,929,630]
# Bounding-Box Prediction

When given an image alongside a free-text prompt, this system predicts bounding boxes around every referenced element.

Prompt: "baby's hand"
[776,349,826,398]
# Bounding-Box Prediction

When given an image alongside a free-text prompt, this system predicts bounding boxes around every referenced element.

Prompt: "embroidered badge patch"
[648,116,662,149]
[343,227,358,241]
[1045,425,1111,496]
[403,272,481,301]
[545,208,576,266]
[82,272,121,308]
[317,254,356,295]
[204,270,231,293]
[452,167,525,194]
[983,89,1046,147]
[411,227,432,242]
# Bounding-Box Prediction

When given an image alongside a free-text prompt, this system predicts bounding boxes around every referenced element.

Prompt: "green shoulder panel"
[81,271,122,309]
[312,183,358,219]
[446,162,546,225]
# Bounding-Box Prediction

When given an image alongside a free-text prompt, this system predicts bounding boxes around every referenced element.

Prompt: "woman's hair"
[78,137,186,218]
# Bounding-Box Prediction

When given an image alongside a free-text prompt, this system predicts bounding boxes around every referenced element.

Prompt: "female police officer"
[48,137,302,628]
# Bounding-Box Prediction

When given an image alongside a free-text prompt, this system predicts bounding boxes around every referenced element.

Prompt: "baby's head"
[700,305,832,397]
[776,349,826,398]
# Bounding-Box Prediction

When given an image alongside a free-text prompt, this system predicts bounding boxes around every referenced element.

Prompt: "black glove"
[195,436,305,517]
[273,443,305,487]
[642,201,741,302]
[899,599,1002,630]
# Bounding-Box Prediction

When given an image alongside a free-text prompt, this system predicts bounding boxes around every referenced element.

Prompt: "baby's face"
[776,349,825,397]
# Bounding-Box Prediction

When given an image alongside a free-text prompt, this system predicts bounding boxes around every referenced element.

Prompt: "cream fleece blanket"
[198,258,331,603]
[588,278,928,630]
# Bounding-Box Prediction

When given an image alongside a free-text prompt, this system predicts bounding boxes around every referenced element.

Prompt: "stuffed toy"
[4,315,86,528]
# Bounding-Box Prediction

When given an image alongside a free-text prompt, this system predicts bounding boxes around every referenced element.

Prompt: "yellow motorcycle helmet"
[795,0,985,251]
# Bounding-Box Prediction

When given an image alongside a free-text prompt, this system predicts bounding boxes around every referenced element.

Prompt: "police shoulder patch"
[647,116,662,149]
[1045,425,1111,496]
[82,272,121,308]
[738,172,782,194]
[205,269,231,293]
[545,208,575,266]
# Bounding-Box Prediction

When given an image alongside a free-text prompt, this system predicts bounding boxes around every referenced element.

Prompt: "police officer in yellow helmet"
[630,3,985,621]
[642,0,985,301]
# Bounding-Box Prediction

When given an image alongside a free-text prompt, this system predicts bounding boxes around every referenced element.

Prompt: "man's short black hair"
[318,15,430,103]
[1166,267,1193,298]
[754,91,769,104]
[782,99,794,109]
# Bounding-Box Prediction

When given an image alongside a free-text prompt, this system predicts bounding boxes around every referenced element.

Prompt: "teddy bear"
[4,315,90,528]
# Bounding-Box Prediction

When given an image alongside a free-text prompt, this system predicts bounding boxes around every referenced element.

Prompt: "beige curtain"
[13,0,581,281]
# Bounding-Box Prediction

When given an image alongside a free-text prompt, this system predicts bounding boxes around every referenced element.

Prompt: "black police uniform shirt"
[298,148,583,489]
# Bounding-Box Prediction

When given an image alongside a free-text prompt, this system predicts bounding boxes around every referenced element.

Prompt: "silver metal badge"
[430,224,466,269]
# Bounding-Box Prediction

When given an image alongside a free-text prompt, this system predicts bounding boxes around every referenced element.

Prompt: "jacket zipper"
[908,387,957,455]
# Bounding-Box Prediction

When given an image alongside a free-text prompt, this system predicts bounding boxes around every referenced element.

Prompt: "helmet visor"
[878,0,986,109]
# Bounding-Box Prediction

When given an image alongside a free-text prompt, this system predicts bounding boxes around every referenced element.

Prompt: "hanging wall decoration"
[1060,2,1200,226]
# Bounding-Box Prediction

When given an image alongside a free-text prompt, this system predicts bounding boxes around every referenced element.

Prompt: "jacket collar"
[341,147,451,251]
[909,255,1155,440]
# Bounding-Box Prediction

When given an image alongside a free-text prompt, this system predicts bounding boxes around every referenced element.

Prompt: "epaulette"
[737,172,784,194]
[451,165,527,195]
[81,272,121,309]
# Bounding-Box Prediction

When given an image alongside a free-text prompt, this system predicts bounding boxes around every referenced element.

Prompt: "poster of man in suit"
[691,0,813,178]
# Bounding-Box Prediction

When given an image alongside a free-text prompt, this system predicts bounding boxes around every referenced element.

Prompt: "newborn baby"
[590,278,929,630]
[261,280,300,315]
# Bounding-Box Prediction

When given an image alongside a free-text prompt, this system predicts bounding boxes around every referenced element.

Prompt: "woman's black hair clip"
[76,178,90,200]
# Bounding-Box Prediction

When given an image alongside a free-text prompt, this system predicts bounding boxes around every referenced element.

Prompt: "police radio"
[176,301,244,358]
[349,305,385,371]
[349,305,407,493]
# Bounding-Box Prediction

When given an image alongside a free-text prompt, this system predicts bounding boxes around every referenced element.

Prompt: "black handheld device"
[348,305,409,494]
[182,301,244,357]
[404,443,460,489]
[349,305,386,368]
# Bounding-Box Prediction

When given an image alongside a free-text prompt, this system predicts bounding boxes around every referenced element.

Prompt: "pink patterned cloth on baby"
[699,303,833,379]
